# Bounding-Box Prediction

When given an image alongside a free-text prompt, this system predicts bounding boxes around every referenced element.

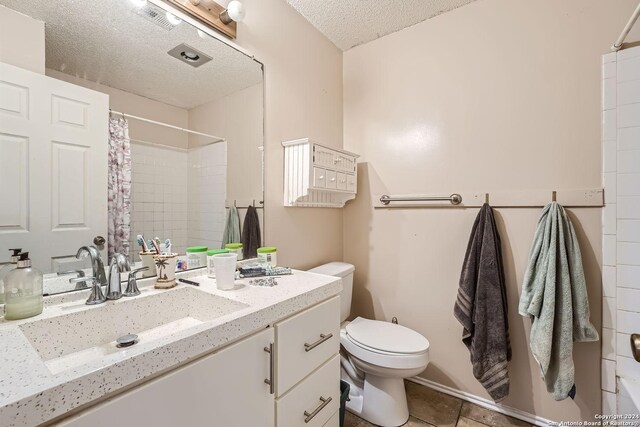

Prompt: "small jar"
[257,247,277,267]
[207,249,229,278]
[186,246,208,269]
[225,243,243,261]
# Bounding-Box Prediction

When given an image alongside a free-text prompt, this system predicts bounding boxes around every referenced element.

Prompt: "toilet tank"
[308,262,355,323]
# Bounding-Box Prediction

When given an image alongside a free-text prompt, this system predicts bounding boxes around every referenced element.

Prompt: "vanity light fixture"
[165,0,243,39]
[219,1,245,24]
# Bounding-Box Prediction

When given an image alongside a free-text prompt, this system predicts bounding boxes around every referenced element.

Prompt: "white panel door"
[57,327,275,427]
[0,62,108,272]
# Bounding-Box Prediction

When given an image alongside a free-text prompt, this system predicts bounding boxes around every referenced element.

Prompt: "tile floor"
[344,381,535,427]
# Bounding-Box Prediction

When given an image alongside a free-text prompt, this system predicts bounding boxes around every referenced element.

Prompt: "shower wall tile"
[187,142,227,251]
[617,80,640,106]
[618,126,640,151]
[130,143,188,258]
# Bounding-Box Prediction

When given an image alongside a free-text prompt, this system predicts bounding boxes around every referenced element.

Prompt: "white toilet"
[309,263,430,427]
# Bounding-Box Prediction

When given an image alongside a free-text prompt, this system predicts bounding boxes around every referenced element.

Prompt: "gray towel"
[221,206,241,248]
[241,205,262,259]
[454,204,511,402]
[519,202,598,400]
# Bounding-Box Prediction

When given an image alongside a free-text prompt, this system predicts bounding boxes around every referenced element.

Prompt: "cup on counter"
[139,252,157,278]
[212,253,238,290]
[153,253,178,289]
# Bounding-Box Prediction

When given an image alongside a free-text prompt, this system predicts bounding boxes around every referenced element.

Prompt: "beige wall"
[188,83,263,203]
[0,5,44,74]
[46,69,189,149]
[343,0,640,421]
[233,0,344,268]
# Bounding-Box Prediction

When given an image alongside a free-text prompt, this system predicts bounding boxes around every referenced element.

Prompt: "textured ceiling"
[285,0,477,51]
[0,0,262,109]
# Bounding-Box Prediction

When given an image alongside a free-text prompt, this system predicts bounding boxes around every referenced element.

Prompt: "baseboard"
[407,377,554,427]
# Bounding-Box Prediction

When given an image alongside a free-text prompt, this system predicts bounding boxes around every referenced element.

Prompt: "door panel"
[0,62,108,272]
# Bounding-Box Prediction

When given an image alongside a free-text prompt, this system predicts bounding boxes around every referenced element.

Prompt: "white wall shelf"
[282,138,359,208]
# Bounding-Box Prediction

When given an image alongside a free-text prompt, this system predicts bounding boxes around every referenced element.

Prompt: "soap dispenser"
[4,252,43,320]
[0,249,22,304]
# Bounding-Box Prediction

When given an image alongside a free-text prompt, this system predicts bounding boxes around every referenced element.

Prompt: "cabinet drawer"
[313,168,326,188]
[336,173,347,191]
[325,170,337,189]
[346,174,356,193]
[276,355,340,427]
[276,297,340,395]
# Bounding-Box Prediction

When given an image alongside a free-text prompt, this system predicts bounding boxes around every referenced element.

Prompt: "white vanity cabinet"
[275,296,341,426]
[55,297,341,427]
[283,138,359,208]
[57,327,275,427]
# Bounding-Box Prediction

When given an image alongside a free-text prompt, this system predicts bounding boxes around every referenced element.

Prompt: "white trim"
[407,377,554,427]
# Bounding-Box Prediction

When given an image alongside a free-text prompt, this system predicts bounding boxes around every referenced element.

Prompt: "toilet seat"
[340,318,430,370]
[345,317,430,354]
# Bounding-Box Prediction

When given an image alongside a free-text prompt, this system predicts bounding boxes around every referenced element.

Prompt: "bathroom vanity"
[0,271,342,427]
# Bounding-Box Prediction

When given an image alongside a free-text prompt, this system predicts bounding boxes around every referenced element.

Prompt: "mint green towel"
[519,202,599,401]
[222,206,241,248]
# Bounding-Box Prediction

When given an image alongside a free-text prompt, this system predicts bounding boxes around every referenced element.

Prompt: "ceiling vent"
[167,44,212,68]
[133,3,176,31]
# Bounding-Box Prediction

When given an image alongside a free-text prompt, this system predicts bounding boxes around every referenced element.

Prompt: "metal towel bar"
[380,194,462,205]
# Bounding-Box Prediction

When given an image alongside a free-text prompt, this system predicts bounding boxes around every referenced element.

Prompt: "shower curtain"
[107,117,132,259]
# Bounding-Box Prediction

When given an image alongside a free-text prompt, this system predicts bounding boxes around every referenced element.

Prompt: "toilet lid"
[345,317,429,354]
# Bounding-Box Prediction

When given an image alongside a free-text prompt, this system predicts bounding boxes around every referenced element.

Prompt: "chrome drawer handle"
[304,396,332,423]
[264,343,274,394]
[304,333,333,352]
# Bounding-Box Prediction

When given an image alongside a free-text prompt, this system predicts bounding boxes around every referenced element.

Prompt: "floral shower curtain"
[108,117,132,259]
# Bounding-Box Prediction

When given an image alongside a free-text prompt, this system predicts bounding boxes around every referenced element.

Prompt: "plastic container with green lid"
[257,247,277,267]
[207,249,230,278]
[186,246,208,269]
[225,243,244,261]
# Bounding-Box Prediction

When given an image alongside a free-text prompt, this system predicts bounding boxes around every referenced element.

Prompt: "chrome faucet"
[106,253,130,300]
[76,246,107,286]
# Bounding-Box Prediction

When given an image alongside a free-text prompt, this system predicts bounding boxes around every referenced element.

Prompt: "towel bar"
[379,194,462,205]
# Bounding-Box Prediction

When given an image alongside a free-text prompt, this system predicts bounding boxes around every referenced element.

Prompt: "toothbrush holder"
[138,252,157,278]
[153,253,178,289]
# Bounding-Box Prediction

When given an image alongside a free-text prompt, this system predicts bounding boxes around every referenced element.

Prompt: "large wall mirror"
[0,0,264,295]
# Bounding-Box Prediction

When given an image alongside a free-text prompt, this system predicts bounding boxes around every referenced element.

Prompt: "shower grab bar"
[380,194,462,205]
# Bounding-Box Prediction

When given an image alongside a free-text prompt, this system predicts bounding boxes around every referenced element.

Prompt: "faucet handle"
[70,276,106,305]
[123,267,149,297]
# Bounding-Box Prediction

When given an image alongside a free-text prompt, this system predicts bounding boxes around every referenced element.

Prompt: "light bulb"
[165,12,182,26]
[130,0,147,7]
[227,1,245,22]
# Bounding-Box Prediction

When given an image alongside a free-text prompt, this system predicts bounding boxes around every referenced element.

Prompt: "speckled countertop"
[0,270,341,427]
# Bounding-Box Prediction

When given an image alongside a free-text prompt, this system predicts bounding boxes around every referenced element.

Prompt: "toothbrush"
[137,234,150,253]
[149,239,160,254]
[164,239,172,255]
[153,237,162,254]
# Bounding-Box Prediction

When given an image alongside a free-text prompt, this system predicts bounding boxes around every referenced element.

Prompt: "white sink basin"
[19,287,248,374]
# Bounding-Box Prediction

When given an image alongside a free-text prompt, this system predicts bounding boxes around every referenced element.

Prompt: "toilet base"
[342,369,409,427]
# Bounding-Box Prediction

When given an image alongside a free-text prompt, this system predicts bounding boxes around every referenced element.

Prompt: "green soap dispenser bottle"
[4,252,43,320]
[0,249,22,304]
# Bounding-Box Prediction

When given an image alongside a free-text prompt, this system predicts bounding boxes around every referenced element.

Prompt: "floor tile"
[456,417,488,427]
[405,381,462,427]
[344,412,434,427]
[344,411,374,427]
[460,402,529,427]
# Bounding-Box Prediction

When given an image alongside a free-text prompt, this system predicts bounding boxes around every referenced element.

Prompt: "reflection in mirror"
[0,0,264,296]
